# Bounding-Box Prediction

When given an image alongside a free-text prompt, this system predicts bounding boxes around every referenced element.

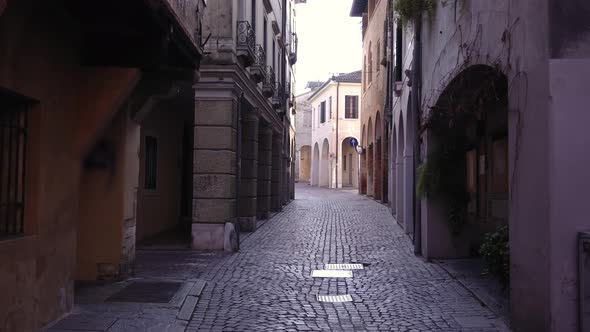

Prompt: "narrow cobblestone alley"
[187,185,509,332]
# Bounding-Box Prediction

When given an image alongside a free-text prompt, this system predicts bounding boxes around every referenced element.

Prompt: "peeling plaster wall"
[0,2,140,330]
[417,0,554,330]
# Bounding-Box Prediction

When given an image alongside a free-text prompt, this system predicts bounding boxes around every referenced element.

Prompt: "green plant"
[480,225,510,287]
[393,0,435,23]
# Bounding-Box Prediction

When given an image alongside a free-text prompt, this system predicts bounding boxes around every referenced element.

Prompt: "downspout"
[335,81,340,189]
[235,92,244,248]
[412,14,422,255]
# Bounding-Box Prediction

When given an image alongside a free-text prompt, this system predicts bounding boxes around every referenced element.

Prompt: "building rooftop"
[332,70,362,83]
[305,81,324,91]
[307,70,362,100]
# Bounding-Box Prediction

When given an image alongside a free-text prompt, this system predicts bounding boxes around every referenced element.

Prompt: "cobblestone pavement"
[188,185,510,332]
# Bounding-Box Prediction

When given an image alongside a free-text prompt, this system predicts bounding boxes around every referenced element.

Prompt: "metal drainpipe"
[412,14,423,255]
[235,92,244,247]
[335,81,340,189]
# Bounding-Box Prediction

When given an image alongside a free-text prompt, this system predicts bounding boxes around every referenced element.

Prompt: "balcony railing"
[289,33,298,65]
[262,67,275,98]
[272,83,284,110]
[250,45,266,83]
[237,21,256,67]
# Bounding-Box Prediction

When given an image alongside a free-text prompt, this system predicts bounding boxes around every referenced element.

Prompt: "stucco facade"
[195,0,298,244]
[0,0,204,330]
[309,73,362,189]
[353,0,590,330]
[357,0,390,206]
[294,90,313,183]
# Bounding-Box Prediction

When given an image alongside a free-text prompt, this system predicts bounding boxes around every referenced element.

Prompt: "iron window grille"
[144,136,158,190]
[0,96,28,237]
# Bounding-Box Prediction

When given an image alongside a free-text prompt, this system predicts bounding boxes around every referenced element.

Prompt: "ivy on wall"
[393,0,435,23]
[416,108,472,235]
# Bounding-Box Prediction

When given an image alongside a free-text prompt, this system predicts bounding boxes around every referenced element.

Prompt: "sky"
[294,0,362,94]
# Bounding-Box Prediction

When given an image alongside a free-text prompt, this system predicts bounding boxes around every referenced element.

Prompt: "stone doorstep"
[43,279,207,332]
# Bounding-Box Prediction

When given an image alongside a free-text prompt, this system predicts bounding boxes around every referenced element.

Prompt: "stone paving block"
[178,296,199,321]
[187,280,206,297]
[49,314,117,331]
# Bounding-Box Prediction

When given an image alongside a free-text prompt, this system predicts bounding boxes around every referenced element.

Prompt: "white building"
[309,71,362,188]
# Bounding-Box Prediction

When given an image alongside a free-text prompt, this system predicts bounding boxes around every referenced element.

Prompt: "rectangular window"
[272,40,276,74]
[251,0,256,30]
[320,101,326,123]
[0,91,29,237]
[263,17,268,57]
[145,136,158,190]
[343,155,347,171]
[345,96,359,119]
[395,26,403,82]
[329,96,332,120]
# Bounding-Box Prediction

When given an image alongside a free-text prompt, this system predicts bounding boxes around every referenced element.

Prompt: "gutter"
[335,81,340,188]
[235,92,244,249]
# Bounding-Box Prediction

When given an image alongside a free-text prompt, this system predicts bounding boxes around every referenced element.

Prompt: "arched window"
[368,43,373,83]
[376,41,381,72]
[363,55,367,91]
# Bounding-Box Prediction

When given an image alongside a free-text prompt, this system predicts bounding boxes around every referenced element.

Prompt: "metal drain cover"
[317,294,353,303]
[107,281,182,303]
[311,270,353,278]
[325,263,364,270]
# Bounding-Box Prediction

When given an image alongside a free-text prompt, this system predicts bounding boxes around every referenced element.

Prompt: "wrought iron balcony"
[272,83,284,110]
[289,33,298,65]
[237,21,256,67]
[250,45,266,83]
[262,67,276,98]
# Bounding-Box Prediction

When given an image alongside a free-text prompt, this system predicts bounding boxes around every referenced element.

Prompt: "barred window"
[0,90,29,237]
[144,136,158,190]
[345,96,359,119]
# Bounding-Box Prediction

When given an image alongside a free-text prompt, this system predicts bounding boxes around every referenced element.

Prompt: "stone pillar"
[367,144,374,197]
[374,138,383,201]
[360,153,367,194]
[192,95,238,251]
[271,132,283,211]
[239,111,259,232]
[257,125,273,219]
[395,158,404,227]
[403,148,414,235]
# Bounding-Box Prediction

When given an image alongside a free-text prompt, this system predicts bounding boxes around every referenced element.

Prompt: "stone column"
[271,132,283,211]
[374,138,383,201]
[257,125,273,219]
[239,110,259,232]
[403,147,414,235]
[395,159,404,227]
[192,95,238,251]
[360,153,367,194]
